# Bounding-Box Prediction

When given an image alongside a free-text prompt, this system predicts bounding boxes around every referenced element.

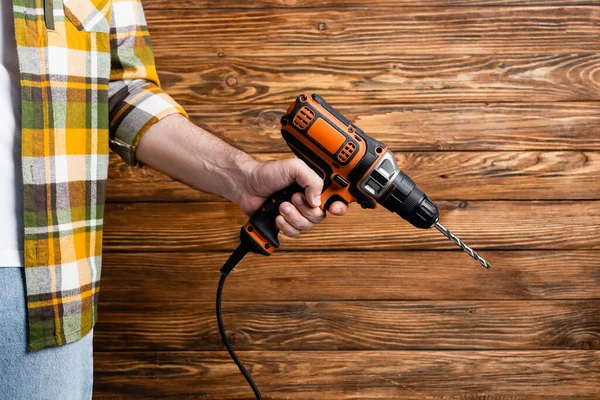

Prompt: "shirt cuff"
[109,80,188,166]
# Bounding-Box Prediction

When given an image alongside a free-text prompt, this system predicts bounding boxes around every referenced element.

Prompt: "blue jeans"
[0,267,93,400]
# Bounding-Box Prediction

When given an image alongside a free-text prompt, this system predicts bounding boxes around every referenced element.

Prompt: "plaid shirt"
[13,0,187,350]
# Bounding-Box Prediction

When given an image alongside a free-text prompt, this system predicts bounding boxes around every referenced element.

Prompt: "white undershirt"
[0,0,24,267]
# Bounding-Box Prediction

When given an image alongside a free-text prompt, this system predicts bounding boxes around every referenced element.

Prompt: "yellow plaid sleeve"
[108,0,188,166]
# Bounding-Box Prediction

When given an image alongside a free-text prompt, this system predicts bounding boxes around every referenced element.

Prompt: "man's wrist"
[228,152,260,206]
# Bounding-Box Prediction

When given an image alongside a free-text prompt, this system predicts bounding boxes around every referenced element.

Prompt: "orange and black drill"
[216,94,491,399]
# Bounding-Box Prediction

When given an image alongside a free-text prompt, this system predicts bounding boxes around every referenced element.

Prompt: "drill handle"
[245,182,304,255]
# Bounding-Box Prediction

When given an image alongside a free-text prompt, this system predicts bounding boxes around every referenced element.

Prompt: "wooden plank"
[107,151,600,202]
[94,351,600,399]
[146,8,600,56]
[99,251,600,302]
[156,54,600,105]
[143,0,598,8]
[147,103,600,152]
[102,201,600,252]
[94,300,600,351]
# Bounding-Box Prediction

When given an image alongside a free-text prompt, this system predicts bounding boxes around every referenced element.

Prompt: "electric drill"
[223,93,490,269]
[216,94,491,399]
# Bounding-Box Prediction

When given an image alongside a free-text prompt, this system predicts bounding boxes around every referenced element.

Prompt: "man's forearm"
[135,114,259,204]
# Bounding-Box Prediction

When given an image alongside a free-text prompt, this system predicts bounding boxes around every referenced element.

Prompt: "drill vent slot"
[293,106,315,130]
[338,142,356,162]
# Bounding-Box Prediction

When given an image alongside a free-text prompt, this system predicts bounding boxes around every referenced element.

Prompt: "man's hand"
[136,114,348,238]
[237,158,348,237]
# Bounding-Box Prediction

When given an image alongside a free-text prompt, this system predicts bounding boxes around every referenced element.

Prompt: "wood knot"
[318,22,328,31]
[258,110,282,129]
[436,141,452,150]
[264,113,278,126]
[226,76,238,87]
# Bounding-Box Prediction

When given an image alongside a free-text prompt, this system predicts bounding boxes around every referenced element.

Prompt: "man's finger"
[287,159,322,208]
[279,202,314,231]
[275,215,301,237]
[291,193,326,224]
[328,201,348,216]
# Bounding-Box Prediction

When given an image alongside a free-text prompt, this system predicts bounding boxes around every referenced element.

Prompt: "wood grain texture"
[94,351,600,399]
[146,8,600,56]
[156,54,600,105]
[102,201,600,252]
[153,103,600,152]
[108,151,600,202]
[143,0,599,8]
[94,300,600,351]
[99,251,600,302]
[97,2,600,398]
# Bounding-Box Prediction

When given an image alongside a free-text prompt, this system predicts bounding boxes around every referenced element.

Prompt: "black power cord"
[216,244,263,399]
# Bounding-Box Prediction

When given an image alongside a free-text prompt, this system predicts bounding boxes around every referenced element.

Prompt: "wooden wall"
[94,1,600,399]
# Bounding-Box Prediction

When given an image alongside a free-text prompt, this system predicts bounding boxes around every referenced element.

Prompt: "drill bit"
[433,222,491,269]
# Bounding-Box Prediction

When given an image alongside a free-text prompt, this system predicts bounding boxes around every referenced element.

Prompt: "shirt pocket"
[63,0,111,33]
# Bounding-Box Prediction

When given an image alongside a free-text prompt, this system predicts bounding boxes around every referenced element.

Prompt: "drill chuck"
[359,149,439,229]
[379,171,439,229]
